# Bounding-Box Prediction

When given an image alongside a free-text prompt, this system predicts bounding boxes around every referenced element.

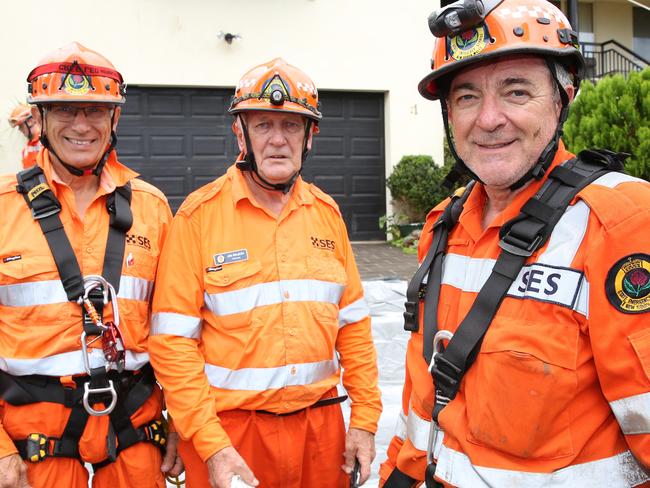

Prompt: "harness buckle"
[25,433,48,463]
[31,205,61,220]
[82,380,117,416]
[498,232,542,257]
[143,419,168,448]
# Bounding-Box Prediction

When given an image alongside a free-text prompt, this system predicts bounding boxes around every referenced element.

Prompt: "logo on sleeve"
[606,254,650,314]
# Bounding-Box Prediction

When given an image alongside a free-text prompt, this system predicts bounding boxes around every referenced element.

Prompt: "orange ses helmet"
[8,104,32,128]
[26,41,126,105]
[418,0,584,100]
[228,58,322,122]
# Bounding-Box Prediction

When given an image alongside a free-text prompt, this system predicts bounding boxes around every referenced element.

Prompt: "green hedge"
[564,68,650,180]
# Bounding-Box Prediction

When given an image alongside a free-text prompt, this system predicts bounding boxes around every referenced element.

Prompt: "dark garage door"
[117,86,385,241]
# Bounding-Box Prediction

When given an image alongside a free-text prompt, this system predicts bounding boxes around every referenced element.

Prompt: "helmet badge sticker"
[448,24,490,61]
[64,74,91,96]
[606,254,650,314]
[261,74,290,105]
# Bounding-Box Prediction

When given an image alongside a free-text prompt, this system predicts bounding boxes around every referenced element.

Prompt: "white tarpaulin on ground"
[340,279,409,488]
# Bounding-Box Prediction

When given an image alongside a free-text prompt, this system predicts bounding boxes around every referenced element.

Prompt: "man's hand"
[341,428,376,485]
[0,454,30,488]
[207,446,258,488]
[160,432,184,478]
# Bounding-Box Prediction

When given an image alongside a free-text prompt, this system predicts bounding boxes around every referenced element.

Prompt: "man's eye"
[56,106,74,113]
[511,90,528,97]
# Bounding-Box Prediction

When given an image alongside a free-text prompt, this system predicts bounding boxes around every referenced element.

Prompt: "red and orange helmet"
[418,0,585,100]
[228,58,322,122]
[26,42,126,105]
[8,103,32,128]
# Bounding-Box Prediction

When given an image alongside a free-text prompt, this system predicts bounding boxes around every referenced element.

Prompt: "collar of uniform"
[228,162,314,207]
[458,140,575,241]
[38,149,138,197]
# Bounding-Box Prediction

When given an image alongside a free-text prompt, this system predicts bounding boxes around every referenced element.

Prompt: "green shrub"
[564,68,650,180]
[386,144,464,222]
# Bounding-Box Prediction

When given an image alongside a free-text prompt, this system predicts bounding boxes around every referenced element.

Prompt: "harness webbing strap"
[16,166,83,301]
[104,185,133,295]
[425,150,626,424]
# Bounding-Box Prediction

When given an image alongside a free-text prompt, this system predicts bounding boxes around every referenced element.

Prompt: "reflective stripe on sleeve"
[0,349,149,376]
[338,297,370,327]
[151,312,202,338]
[610,391,650,435]
[204,357,339,391]
[204,279,344,316]
[435,446,649,487]
[0,276,152,307]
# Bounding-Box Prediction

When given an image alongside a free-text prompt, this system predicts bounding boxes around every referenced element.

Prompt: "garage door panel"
[193,135,227,156]
[117,87,385,240]
[149,95,184,116]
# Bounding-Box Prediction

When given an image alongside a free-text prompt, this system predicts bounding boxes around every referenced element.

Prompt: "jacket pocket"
[306,255,347,327]
[463,317,578,460]
[203,260,264,331]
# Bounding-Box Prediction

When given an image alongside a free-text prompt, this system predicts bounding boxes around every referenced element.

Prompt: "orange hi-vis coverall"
[0,149,172,487]
[21,136,42,169]
[149,164,382,487]
[380,143,650,487]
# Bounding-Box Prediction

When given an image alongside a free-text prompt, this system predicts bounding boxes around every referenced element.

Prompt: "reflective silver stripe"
[405,405,433,452]
[538,201,590,268]
[0,276,152,307]
[441,254,589,316]
[593,172,649,188]
[117,276,153,302]
[204,279,344,317]
[151,312,202,339]
[0,280,66,306]
[435,446,649,487]
[0,350,149,376]
[204,357,339,391]
[610,391,650,435]
[338,297,370,327]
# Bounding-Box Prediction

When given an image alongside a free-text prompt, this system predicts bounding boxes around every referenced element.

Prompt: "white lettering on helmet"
[237,78,257,89]
[296,81,316,96]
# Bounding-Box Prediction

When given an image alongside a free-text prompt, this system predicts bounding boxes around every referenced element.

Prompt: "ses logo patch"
[311,236,335,251]
[126,233,151,251]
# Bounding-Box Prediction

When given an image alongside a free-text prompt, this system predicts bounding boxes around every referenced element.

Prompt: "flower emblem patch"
[606,254,650,314]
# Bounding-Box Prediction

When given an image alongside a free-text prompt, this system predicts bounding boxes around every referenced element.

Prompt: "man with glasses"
[7,103,42,168]
[0,42,181,487]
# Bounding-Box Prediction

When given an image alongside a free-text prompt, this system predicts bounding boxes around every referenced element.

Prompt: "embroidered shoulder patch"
[605,254,650,314]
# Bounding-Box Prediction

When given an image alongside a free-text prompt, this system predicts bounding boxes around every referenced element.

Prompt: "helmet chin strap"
[235,115,312,195]
[38,106,118,177]
[441,59,571,191]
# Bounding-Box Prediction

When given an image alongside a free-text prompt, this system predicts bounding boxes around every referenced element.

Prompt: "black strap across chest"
[15,164,133,302]
[403,149,627,424]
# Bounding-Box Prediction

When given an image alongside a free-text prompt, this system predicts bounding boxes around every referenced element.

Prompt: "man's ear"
[112,106,122,131]
[232,117,246,152]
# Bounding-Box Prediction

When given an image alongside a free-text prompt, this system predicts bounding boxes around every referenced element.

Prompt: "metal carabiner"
[82,380,117,416]
[80,275,120,326]
[428,329,454,373]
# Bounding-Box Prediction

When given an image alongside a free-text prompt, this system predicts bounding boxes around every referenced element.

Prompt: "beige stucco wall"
[0,0,445,200]
[592,1,634,48]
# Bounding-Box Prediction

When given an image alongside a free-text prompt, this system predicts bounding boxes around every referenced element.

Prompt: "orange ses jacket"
[149,164,382,462]
[21,136,42,169]
[0,149,172,460]
[381,144,650,487]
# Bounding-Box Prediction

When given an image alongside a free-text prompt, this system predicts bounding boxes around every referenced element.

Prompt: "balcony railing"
[580,40,649,82]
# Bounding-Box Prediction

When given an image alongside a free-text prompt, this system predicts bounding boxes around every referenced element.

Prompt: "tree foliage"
[564,68,650,180]
[386,143,464,222]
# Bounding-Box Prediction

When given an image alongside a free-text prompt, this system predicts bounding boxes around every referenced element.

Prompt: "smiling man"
[149,58,382,488]
[0,43,180,487]
[380,0,650,487]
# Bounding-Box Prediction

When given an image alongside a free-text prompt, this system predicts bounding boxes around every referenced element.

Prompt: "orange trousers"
[1,385,166,488]
[180,395,349,488]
